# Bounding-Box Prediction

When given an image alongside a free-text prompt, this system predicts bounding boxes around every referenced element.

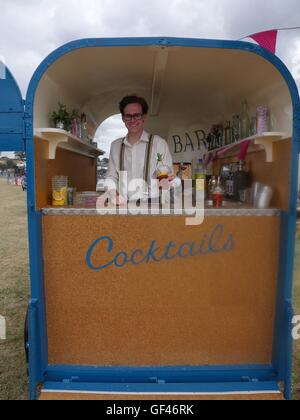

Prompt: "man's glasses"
[123,113,144,122]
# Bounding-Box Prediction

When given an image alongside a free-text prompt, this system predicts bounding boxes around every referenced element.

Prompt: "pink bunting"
[250,30,278,54]
[238,140,251,161]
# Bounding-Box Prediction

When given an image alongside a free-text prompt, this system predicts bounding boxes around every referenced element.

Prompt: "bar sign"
[0,316,6,340]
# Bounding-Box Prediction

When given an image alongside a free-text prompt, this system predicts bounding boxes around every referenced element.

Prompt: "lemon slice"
[53,191,63,201]
[53,199,65,207]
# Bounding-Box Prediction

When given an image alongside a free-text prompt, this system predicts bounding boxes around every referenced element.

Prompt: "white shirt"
[105,130,174,199]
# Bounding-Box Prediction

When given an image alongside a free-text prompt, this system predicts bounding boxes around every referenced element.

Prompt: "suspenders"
[119,134,154,186]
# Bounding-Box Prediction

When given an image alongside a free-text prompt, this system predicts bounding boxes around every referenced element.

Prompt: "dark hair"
[119,95,149,116]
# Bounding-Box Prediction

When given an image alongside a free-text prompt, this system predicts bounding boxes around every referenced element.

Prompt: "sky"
[1,0,300,156]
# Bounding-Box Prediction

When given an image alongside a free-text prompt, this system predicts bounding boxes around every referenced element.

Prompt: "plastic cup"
[212,192,224,208]
[256,186,273,209]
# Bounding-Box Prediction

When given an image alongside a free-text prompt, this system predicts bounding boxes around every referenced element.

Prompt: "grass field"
[0,177,299,400]
[0,178,29,400]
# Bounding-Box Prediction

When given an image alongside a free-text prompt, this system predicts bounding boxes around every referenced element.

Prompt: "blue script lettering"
[130,249,145,266]
[86,224,235,272]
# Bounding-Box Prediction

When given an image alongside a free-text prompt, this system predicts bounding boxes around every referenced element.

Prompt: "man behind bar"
[103,95,177,205]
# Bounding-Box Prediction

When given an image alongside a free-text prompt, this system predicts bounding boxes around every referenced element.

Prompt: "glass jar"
[52,176,68,206]
[155,153,172,181]
[256,106,270,135]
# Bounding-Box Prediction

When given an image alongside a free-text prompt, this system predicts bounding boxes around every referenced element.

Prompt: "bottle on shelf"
[194,158,206,192]
[224,121,233,145]
[71,110,80,138]
[240,100,250,139]
[232,115,241,143]
[250,116,257,136]
[233,160,250,201]
[206,131,214,151]
[80,113,88,142]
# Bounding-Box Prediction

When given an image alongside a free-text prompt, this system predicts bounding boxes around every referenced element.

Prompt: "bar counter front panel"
[42,213,280,367]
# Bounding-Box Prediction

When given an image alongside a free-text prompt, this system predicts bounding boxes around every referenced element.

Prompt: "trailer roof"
[33,43,292,136]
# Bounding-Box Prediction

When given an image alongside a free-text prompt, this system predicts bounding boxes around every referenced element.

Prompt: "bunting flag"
[238,140,251,161]
[249,30,278,54]
[240,26,300,56]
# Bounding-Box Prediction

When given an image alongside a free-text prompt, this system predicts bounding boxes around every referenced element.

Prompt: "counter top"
[42,204,281,217]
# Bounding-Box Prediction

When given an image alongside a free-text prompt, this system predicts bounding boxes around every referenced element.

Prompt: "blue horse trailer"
[0,37,299,400]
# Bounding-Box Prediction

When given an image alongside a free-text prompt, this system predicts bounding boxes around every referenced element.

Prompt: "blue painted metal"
[45,364,277,384]
[25,129,48,399]
[284,299,295,400]
[28,299,39,400]
[0,65,25,152]
[18,37,300,399]
[42,380,280,395]
[273,212,289,380]
[272,102,300,399]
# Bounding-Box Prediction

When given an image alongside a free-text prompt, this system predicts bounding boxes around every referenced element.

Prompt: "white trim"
[41,389,281,396]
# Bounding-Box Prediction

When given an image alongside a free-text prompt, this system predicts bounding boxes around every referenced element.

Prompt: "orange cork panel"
[39,391,284,401]
[42,215,280,367]
[215,139,291,210]
[34,137,97,208]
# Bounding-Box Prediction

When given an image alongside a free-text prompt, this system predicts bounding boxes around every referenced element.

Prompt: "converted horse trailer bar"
[0,37,299,400]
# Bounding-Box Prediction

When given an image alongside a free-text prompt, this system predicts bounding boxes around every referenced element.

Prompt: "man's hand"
[168,174,176,182]
[97,190,127,208]
[111,192,127,207]
[159,174,176,190]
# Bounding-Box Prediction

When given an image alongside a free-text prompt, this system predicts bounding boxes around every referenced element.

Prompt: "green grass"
[0,178,29,400]
[0,177,299,400]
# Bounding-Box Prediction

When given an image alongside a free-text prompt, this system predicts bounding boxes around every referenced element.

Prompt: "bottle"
[206,132,214,151]
[240,100,250,139]
[232,115,241,142]
[80,113,88,142]
[250,116,257,136]
[233,160,249,201]
[194,159,206,192]
[224,121,233,145]
[177,162,187,180]
[71,110,79,138]
[212,177,225,208]
[208,176,217,200]
[225,166,232,198]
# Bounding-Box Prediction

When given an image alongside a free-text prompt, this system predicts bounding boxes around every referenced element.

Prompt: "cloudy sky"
[1,0,300,155]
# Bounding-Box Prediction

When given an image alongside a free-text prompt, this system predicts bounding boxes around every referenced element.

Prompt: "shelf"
[207,132,289,163]
[34,128,105,160]
[254,132,288,162]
